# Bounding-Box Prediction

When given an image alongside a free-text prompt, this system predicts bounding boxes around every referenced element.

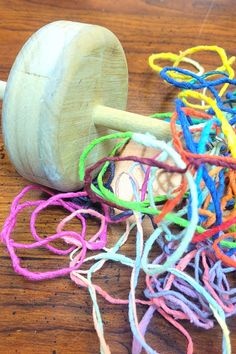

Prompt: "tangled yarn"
[2,45,236,354]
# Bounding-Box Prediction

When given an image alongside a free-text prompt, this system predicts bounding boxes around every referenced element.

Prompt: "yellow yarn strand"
[149,45,236,110]
[148,53,204,80]
[210,304,231,354]
[179,90,236,157]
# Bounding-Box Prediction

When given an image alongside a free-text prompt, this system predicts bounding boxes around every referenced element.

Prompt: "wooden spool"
[1,20,172,191]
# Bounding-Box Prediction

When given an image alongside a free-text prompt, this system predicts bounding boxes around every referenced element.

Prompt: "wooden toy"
[1,21,171,191]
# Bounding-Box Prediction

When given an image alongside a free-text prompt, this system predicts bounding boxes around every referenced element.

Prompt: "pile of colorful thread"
[2,45,236,354]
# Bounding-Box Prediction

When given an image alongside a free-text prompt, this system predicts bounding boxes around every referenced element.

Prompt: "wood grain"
[0,1,236,353]
[2,20,128,192]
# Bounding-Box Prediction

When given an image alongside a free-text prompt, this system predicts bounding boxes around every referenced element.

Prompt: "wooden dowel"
[93,105,174,141]
[0,80,6,99]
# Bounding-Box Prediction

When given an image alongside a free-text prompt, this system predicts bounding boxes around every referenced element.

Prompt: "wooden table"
[0,1,236,353]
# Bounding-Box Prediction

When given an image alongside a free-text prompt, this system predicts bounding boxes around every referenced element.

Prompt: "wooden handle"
[0,80,6,99]
[93,105,174,141]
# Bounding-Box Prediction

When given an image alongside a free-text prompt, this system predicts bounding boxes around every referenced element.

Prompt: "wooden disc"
[3,21,128,191]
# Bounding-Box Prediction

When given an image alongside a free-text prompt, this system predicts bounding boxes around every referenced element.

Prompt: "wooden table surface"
[0,1,236,353]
